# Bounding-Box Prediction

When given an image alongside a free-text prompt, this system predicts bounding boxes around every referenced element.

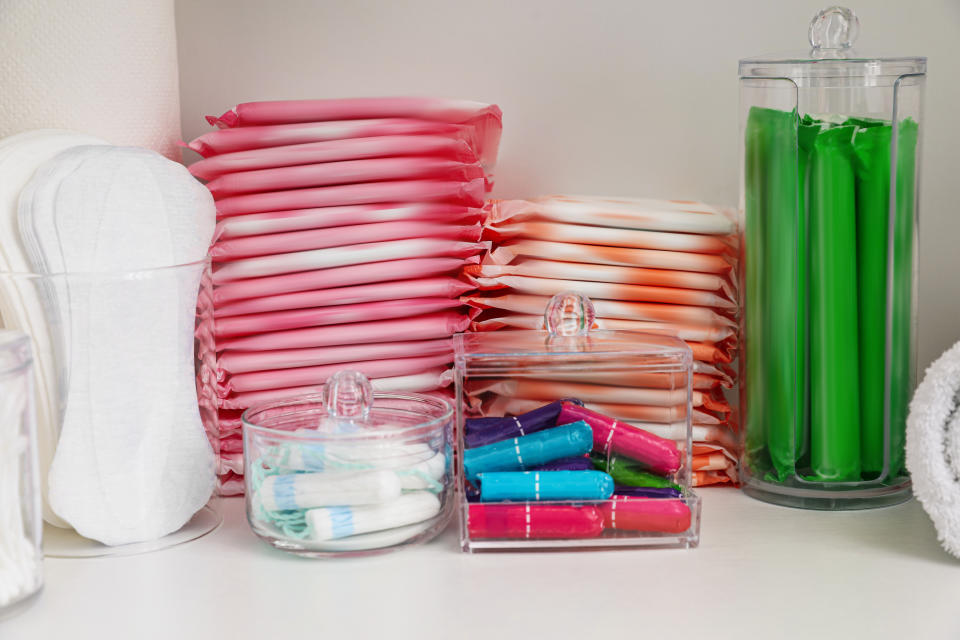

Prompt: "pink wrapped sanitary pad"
[213,203,481,240]
[214,277,473,317]
[207,97,500,129]
[187,119,463,156]
[205,98,502,167]
[205,157,486,198]
[219,368,452,410]
[213,257,474,304]
[218,338,452,374]
[212,238,485,282]
[210,297,464,338]
[218,352,454,395]
[189,134,478,180]
[215,178,486,217]
[210,220,481,260]
[216,311,472,352]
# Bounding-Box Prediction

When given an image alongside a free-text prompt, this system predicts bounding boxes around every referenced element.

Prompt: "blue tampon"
[462,420,593,481]
[478,470,614,502]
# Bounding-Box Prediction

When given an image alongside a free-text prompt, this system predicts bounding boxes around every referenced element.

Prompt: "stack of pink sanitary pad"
[188,98,501,495]
[463,196,739,486]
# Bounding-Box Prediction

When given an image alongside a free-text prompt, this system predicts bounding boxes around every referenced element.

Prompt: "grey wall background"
[176,0,960,372]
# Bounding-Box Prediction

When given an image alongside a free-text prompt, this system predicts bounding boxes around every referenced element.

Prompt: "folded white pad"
[17,145,216,545]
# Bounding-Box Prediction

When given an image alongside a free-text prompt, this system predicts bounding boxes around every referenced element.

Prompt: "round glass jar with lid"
[242,370,454,557]
[738,6,924,509]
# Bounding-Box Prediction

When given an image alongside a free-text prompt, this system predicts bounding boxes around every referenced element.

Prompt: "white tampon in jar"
[242,369,453,557]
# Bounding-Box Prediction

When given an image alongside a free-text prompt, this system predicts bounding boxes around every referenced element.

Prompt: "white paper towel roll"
[0,0,182,160]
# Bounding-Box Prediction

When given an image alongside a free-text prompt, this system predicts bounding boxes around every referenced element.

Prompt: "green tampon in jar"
[808,124,862,482]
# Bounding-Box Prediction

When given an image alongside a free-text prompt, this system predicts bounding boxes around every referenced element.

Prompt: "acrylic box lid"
[739,6,925,81]
[454,293,692,374]
[242,370,453,442]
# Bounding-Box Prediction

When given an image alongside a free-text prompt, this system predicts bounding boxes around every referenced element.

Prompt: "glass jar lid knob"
[544,291,596,337]
[322,369,373,429]
[809,6,860,52]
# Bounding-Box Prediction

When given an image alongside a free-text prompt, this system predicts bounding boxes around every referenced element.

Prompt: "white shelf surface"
[6,490,960,639]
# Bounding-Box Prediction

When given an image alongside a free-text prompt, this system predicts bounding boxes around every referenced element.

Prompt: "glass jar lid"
[739,6,926,80]
[241,370,453,442]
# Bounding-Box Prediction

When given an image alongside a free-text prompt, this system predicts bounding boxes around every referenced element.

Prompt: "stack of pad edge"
[187,98,502,495]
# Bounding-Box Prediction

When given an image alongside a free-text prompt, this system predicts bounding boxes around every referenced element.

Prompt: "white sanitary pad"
[0,130,106,527]
[17,145,217,545]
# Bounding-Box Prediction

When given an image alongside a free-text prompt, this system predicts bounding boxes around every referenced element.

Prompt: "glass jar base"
[43,504,222,558]
[743,478,913,510]
[251,513,449,558]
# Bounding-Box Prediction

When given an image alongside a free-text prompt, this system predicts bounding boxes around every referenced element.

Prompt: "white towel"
[0,0,182,160]
[906,339,960,559]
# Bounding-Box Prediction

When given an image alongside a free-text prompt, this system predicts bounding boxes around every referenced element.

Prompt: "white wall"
[176,0,960,371]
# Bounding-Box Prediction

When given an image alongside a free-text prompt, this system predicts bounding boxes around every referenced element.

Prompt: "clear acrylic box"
[454,293,700,552]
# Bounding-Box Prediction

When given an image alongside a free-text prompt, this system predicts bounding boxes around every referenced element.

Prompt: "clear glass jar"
[242,370,454,557]
[454,292,701,552]
[0,261,221,555]
[0,331,43,619]
[739,7,924,509]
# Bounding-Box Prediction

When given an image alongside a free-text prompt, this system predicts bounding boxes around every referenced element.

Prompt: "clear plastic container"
[0,331,43,619]
[738,7,924,509]
[454,292,701,552]
[0,261,221,556]
[242,370,454,557]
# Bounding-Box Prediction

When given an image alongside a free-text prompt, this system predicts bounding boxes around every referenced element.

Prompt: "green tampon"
[852,124,892,476]
[796,117,822,467]
[758,107,801,481]
[743,106,770,476]
[809,124,861,481]
[889,118,919,478]
[590,453,682,491]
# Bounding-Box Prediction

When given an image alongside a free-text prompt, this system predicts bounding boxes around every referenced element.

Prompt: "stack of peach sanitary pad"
[188,98,501,494]
[463,196,739,486]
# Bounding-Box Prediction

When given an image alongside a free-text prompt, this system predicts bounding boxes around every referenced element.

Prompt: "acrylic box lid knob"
[544,291,596,338]
[809,6,859,53]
